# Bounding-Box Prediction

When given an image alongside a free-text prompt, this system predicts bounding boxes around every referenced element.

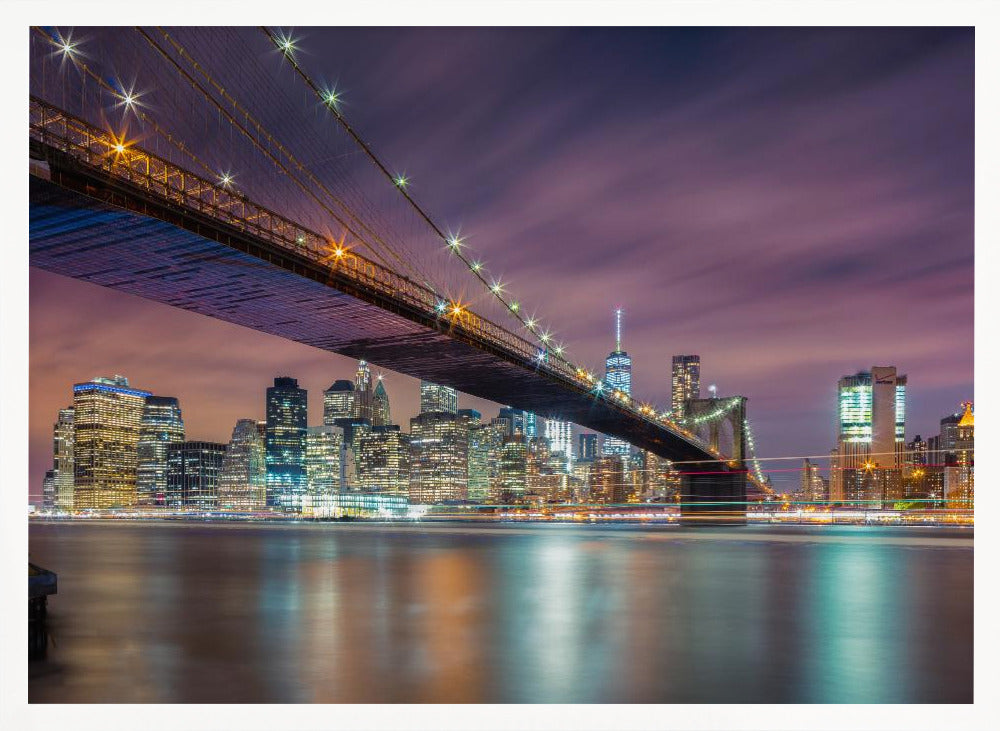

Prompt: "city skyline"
[33,360,971,507]
[28,27,973,501]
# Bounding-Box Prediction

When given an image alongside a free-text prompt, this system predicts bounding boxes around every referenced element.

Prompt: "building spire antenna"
[615,307,623,352]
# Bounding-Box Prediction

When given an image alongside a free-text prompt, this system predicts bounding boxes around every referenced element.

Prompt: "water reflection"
[28,522,973,703]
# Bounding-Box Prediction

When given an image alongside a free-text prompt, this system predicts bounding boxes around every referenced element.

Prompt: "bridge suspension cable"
[131,27,440,290]
[144,27,437,291]
[259,26,585,375]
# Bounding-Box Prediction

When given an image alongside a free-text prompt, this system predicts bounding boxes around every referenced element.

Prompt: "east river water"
[28,520,973,703]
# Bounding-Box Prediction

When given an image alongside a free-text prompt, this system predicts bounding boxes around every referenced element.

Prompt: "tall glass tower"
[373,376,391,426]
[265,376,308,511]
[671,355,701,416]
[72,375,151,510]
[603,309,632,457]
[218,419,267,512]
[830,366,906,507]
[137,396,185,507]
[545,419,574,472]
[52,407,75,512]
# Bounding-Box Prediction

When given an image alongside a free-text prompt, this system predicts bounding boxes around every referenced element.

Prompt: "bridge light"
[394,173,410,189]
[554,344,564,355]
[296,235,305,244]
[323,89,341,107]
[510,301,519,312]
[470,260,483,273]
[332,246,346,258]
[435,300,447,313]
[446,235,464,252]
[113,142,125,154]
[56,36,78,58]
[540,331,551,343]
[490,279,504,295]
[277,33,298,55]
[219,172,233,187]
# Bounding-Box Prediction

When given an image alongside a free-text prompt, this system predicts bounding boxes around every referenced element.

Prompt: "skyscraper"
[545,418,573,472]
[496,407,527,437]
[409,410,468,503]
[265,377,308,511]
[353,360,374,423]
[323,380,356,425]
[166,441,226,510]
[136,396,185,507]
[947,402,974,509]
[52,406,75,512]
[373,376,391,427]
[671,355,701,416]
[42,470,56,510]
[496,434,528,504]
[72,375,151,510]
[420,381,458,414]
[218,418,267,512]
[524,412,538,439]
[590,456,626,504]
[830,366,906,507]
[305,425,344,507]
[603,308,632,457]
[355,425,410,494]
[800,459,828,503]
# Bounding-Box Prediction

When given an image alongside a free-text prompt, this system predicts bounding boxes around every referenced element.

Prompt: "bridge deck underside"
[30,175,721,467]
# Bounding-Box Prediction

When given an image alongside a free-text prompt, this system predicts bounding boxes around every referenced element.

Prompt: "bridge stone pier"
[680,471,748,524]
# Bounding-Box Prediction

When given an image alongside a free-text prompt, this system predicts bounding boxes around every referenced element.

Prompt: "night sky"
[28,27,974,499]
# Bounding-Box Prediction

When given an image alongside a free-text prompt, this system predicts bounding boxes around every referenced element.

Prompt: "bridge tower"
[679,396,748,523]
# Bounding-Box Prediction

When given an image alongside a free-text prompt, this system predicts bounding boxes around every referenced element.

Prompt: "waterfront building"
[495,434,527,503]
[308,491,409,519]
[830,366,906,508]
[136,396,185,507]
[482,419,508,502]
[578,432,599,461]
[603,309,632,457]
[166,441,226,510]
[946,402,974,509]
[628,451,647,501]
[42,470,56,510]
[323,380,356,425]
[355,425,410,494]
[305,425,344,507]
[72,375,151,510]
[800,459,827,503]
[671,355,701,417]
[409,410,468,503]
[265,377,308,511]
[420,381,458,415]
[458,409,489,502]
[545,418,573,472]
[373,377,390,426]
[590,456,626,504]
[218,419,267,511]
[902,435,930,502]
[52,407,75,512]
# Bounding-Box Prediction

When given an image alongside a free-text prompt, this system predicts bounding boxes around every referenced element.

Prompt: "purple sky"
[29,27,974,498]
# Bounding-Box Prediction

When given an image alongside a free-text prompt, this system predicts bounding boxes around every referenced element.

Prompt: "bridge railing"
[29,97,749,472]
